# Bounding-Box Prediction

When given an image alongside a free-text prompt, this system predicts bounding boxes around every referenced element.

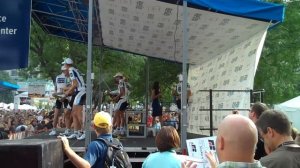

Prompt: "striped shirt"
[110,79,129,101]
[68,67,86,92]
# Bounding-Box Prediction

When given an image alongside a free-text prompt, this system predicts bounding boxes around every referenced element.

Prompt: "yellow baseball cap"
[93,111,112,128]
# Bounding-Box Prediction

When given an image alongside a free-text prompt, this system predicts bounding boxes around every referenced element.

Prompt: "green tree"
[0,71,14,103]
[255,1,300,105]
[20,20,70,82]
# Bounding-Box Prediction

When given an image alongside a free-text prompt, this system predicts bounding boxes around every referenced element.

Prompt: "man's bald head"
[217,115,258,163]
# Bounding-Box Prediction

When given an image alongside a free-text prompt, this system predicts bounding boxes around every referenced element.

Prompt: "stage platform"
[26,129,157,151]
[25,129,206,148]
[25,129,157,165]
[25,129,206,165]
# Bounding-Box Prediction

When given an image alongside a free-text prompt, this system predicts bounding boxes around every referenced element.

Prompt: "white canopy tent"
[274,96,300,130]
[0,102,37,111]
[19,104,38,110]
[32,0,285,148]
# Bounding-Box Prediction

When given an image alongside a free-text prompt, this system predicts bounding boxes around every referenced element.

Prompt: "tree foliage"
[255,1,300,105]
[0,71,14,103]
[20,21,70,82]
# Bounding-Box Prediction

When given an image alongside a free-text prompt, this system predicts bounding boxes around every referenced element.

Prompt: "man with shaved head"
[215,114,264,167]
[182,115,265,168]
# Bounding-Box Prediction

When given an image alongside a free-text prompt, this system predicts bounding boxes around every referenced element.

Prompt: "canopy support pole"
[181,0,189,152]
[85,0,93,148]
[98,47,104,110]
[145,57,149,125]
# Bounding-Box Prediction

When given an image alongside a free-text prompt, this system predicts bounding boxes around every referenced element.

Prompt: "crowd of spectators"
[0,108,65,140]
[2,102,300,168]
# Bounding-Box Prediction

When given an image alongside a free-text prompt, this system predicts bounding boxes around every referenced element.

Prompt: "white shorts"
[74,90,86,106]
[114,99,128,112]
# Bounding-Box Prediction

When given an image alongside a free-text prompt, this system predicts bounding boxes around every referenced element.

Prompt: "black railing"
[195,89,265,136]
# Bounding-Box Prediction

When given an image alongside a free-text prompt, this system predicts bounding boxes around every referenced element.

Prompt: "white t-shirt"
[37,115,43,123]
[56,73,68,93]
[68,67,86,92]
[15,125,28,132]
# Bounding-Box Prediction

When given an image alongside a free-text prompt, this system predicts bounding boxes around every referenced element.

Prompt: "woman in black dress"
[151,81,162,126]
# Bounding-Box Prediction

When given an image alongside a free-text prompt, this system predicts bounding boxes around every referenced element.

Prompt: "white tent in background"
[0,102,6,109]
[274,96,300,131]
[3,103,14,110]
[0,102,9,110]
[15,92,28,98]
[19,104,37,110]
[1,103,37,111]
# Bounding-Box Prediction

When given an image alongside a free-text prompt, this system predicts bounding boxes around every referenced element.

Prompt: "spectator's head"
[291,127,298,140]
[0,124,4,131]
[37,121,46,131]
[20,126,26,132]
[10,119,16,126]
[9,126,16,134]
[216,114,257,163]
[92,111,112,134]
[0,131,9,140]
[295,134,300,145]
[155,126,180,152]
[256,110,293,152]
[18,118,25,125]
[248,102,268,122]
[232,110,239,114]
[31,119,37,126]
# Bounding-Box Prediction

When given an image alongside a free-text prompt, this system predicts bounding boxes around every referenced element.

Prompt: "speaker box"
[0,139,64,168]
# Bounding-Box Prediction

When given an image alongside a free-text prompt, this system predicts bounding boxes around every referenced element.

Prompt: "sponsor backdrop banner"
[188,30,268,135]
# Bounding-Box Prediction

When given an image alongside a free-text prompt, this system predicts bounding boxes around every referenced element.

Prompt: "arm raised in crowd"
[58,136,91,168]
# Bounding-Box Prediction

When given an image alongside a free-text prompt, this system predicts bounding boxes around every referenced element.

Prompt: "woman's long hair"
[152,81,160,95]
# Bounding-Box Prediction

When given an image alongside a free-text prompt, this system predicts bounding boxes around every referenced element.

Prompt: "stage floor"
[25,129,157,151]
[25,129,207,166]
[25,129,206,153]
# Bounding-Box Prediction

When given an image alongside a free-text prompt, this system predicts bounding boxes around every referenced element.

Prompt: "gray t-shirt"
[260,145,300,168]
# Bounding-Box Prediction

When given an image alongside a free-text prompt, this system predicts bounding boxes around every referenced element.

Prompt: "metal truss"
[32,0,101,44]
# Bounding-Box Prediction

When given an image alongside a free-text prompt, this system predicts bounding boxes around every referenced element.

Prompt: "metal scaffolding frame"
[32,0,101,44]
